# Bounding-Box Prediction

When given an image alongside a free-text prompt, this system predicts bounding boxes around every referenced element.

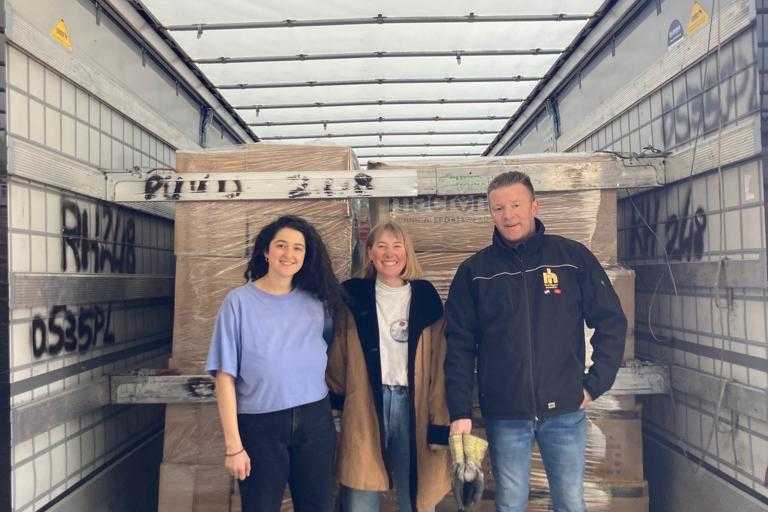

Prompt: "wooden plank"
[610,361,670,395]
[111,169,418,202]
[111,372,216,404]
[409,153,662,194]
[109,153,662,202]
[110,362,670,404]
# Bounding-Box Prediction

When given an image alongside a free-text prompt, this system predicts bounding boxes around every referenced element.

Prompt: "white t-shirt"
[376,279,411,386]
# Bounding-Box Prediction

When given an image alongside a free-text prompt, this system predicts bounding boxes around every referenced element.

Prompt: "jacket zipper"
[517,253,539,421]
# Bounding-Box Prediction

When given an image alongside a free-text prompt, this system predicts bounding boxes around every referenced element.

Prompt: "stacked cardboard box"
[158,143,357,512]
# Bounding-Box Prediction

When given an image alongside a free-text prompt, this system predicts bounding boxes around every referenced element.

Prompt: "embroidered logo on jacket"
[542,268,562,295]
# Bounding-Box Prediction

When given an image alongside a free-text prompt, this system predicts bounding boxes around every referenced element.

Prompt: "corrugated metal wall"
[0,0,241,510]
[499,0,768,510]
[4,44,174,512]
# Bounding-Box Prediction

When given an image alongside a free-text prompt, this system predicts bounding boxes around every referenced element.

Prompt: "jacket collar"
[492,217,546,257]
[342,278,442,356]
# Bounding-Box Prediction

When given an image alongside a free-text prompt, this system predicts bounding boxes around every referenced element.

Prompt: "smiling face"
[265,227,306,280]
[489,183,540,244]
[369,229,407,285]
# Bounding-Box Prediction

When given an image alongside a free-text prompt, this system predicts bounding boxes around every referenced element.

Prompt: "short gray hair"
[486,171,535,198]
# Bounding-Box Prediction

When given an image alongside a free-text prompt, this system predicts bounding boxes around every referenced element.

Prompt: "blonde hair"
[361,220,423,280]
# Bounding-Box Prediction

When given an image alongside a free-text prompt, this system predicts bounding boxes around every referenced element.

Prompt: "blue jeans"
[342,385,435,512]
[486,409,587,512]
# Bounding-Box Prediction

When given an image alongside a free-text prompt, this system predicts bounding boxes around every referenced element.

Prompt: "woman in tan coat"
[327,220,451,512]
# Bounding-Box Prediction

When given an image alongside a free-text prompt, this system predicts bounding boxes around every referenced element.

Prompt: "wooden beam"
[610,361,670,395]
[110,361,670,404]
[111,372,216,404]
[109,153,662,202]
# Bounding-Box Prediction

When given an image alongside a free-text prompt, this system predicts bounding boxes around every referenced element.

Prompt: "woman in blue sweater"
[206,215,343,512]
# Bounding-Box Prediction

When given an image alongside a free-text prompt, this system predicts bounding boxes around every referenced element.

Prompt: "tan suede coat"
[326,278,452,511]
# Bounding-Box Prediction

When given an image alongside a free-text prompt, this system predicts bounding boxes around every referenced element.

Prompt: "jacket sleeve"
[444,262,480,421]
[325,309,349,411]
[427,318,450,446]
[580,249,628,400]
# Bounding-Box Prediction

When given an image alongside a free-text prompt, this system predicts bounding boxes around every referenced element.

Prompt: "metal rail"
[195,49,563,64]
[257,130,499,140]
[249,115,509,127]
[167,14,595,32]
[216,76,542,89]
[233,98,525,110]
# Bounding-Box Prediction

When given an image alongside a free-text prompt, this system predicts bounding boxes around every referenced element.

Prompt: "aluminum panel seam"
[9,336,171,395]
[10,274,173,308]
[7,137,173,218]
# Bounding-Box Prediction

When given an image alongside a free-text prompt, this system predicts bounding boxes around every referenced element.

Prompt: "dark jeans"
[237,396,335,512]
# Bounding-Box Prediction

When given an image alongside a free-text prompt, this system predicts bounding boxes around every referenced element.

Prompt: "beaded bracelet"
[225,448,245,457]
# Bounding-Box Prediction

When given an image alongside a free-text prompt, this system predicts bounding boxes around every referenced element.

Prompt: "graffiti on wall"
[144,174,243,200]
[31,303,115,357]
[61,199,137,273]
[627,188,707,261]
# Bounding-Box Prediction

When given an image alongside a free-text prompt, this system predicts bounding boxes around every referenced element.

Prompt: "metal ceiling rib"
[165,14,595,31]
[215,75,544,90]
[233,98,526,109]
[138,0,604,167]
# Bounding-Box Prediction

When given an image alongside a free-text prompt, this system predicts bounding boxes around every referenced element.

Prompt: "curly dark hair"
[245,215,344,320]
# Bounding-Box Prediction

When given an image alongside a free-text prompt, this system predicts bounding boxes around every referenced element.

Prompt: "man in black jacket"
[444,171,627,512]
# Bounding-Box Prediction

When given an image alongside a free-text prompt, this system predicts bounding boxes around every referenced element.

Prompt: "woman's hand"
[225,449,251,480]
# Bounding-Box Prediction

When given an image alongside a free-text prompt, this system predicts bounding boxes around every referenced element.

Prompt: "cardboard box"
[158,463,232,512]
[229,485,293,512]
[163,404,225,465]
[171,256,249,373]
[531,406,644,483]
[174,200,351,258]
[586,265,636,362]
[176,143,358,173]
[417,251,475,302]
[372,190,616,264]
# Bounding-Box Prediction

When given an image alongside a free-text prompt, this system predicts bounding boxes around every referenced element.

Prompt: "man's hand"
[580,388,593,409]
[450,418,473,435]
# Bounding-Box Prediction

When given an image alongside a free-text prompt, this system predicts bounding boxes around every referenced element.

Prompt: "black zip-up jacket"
[444,219,627,421]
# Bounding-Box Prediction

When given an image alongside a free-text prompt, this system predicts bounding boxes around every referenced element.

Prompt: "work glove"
[449,434,489,511]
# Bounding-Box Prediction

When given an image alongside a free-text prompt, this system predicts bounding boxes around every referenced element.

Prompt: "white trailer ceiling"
[139,0,605,166]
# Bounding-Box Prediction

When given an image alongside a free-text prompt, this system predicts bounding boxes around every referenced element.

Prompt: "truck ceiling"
[134,0,606,167]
